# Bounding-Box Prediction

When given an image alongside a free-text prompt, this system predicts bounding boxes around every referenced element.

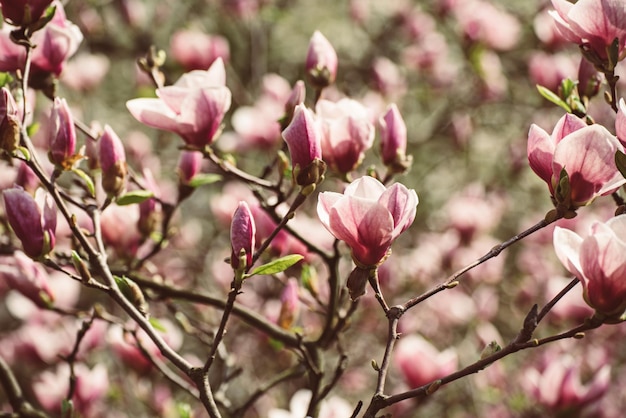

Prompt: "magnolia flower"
[317,176,418,267]
[170,29,230,71]
[316,98,375,175]
[554,215,626,317]
[3,187,56,259]
[524,354,610,412]
[126,58,232,148]
[394,334,458,389]
[527,114,625,209]
[550,0,626,64]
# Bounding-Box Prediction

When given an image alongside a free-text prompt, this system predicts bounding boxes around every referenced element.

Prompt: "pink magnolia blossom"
[316,98,375,175]
[317,176,418,267]
[3,187,56,259]
[306,31,338,88]
[126,58,232,148]
[528,51,578,93]
[550,0,626,62]
[452,0,521,51]
[524,354,610,412]
[170,29,230,71]
[394,334,458,389]
[554,215,626,316]
[0,251,54,307]
[527,114,626,208]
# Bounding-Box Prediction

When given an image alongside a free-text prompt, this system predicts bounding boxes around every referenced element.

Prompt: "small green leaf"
[616,150,626,179]
[176,402,192,418]
[71,167,95,197]
[16,146,30,160]
[536,85,571,113]
[26,122,39,138]
[245,254,304,278]
[0,72,12,87]
[187,173,222,188]
[116,190,154,205]
[149,317,167,332]
[560,78,577,98]
[61,399,75,418]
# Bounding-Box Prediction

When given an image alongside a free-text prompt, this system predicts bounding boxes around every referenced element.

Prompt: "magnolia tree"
[2,0,626,417]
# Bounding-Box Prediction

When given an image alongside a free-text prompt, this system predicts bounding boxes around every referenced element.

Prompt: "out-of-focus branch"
[0,356,50,418]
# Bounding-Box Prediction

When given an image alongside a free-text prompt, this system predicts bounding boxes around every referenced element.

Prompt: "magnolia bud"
[379,103,412,173]
[306,31,338,89]
[230,201,255,271]
[0,87,20,155]
[99,125,127,198]
[48,97,77,169]
[3,187,57,259]
[282,104,325,187]
[278,278,300,330]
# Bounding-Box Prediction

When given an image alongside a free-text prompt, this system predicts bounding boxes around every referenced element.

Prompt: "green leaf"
[176,402,192,418]
[187,173,222,188]
[616,150,626,179]
[61,399,75,418]
[0,72,12,87]
[26,122,39,138]
[16,146,30,161]
[536,85,571,113]
[71,167,95,197]
[116,190,154,205]
[560,78,577,99]
[245,254,304,278]
[149,317,167,332]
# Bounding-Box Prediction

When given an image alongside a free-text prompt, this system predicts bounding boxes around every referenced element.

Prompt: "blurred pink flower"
[34,363,109,416]
[452,0,521,51]
[306,31,338,88]
[60,53,110,91]
[3,187,56,259]
[126,58,231,148]
[554,215,626,316]
[534,8,570,48]
[527,114,625,208]
[267,389,352,418]
[100,203,141,258]
[228,74,291,151]
[550,0,626,62]
[0,251,54,307]
[317,176,418,267]
[394,334,458,388]
[524,354,610,413]
[371,57,407,100]
[170,29,230,71]
[528,51,578,93]
[316,98,375,175]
